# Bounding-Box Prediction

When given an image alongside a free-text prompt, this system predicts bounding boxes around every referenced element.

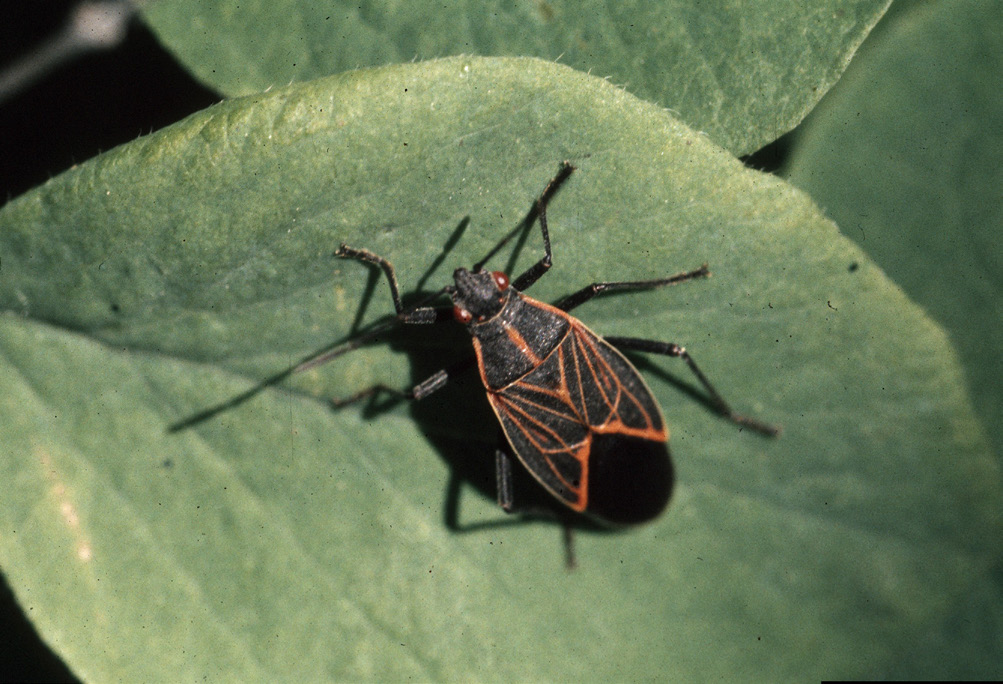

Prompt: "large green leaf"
[1,57,997,680]
[140,0,890,155]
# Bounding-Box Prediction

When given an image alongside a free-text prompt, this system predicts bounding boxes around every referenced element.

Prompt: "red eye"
[453,306,473,324]
[492,271,510,290]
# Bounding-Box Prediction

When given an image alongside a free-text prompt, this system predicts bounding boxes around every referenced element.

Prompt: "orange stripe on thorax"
[501,320,542,365]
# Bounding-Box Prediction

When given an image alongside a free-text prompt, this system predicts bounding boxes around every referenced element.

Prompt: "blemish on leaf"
[37,445,94,563]
[535,0,556,21]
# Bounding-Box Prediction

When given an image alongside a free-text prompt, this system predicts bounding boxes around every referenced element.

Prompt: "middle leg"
[605,336,780,436]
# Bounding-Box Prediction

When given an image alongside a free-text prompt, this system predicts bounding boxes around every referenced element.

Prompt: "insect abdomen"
[586,433,672,524]
[484,308,672,524]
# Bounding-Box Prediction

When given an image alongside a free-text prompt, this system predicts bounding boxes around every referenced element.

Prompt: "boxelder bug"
[171,162,779,564]
[302,162,779,535]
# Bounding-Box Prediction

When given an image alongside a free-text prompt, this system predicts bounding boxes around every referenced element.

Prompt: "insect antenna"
[472,162,576,273]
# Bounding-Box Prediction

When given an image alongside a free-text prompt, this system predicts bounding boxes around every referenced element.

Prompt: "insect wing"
[486,317,668,516]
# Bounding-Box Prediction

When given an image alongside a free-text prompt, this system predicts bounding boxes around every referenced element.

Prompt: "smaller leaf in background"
[140,0,891,156]
[784,0,1003,676]
[785,0,1003,464]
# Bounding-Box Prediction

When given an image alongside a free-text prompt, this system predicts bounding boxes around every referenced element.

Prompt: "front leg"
[552,265,709,313]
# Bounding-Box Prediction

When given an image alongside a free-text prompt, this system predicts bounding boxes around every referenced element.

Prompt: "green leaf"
[1,57,997,680]
[140,0,890,155]
[783,5,1003,673]
[785,2,1003,508]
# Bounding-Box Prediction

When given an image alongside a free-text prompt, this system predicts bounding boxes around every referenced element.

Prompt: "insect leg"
[326,376,442,414]
[495,448,516,511]
[328,370,447,408]
[335,244,452,324]
[335,242,457,322]
[552,264,710,312]
[509,162,577,292]
[295,245,458,375]
[328,358,474,413]
[495,446,578,569]
[605,336,781,437]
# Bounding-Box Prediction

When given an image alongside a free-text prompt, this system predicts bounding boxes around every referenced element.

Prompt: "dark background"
[0,2,219,203]
[0,3,788,681]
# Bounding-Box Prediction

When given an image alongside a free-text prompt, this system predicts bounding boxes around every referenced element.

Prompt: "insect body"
[453,267,671,524]
[327,163,778,529]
